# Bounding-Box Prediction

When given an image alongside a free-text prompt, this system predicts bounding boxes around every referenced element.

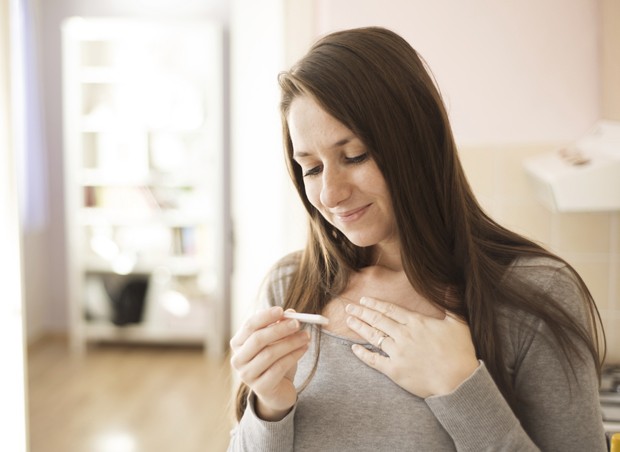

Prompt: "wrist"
[434,359,480,397]
[254,394,294,422]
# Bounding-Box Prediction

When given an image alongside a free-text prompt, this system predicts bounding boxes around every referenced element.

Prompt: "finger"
[254,342,309,390]
[230,306,283,349]
[362,296,449,327]
[232,318,303,367]
[240,330,311,381]
[351,344,390,374]
[360,297,411,325]
[376,334,395,354]
[345,315,393,350]
[345,302,401,338]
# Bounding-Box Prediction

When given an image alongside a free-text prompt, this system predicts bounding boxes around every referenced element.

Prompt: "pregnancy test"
[283,312,329,325]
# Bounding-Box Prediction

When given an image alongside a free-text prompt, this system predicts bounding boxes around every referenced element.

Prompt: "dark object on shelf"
[602,365,620,393]
[105,276,149,326]
[601,365,620,424]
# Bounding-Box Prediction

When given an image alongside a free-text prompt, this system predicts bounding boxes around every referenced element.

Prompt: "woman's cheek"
[305,183,322,211]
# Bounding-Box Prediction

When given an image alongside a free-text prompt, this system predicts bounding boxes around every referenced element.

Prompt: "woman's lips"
[334,204,371,223]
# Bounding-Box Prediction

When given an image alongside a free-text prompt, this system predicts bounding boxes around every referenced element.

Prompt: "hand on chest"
[322,266,443,338]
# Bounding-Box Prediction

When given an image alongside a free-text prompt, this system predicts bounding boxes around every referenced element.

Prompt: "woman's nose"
[319,166,351,208]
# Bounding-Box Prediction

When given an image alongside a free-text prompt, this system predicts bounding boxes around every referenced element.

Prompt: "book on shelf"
[171,226,197,256]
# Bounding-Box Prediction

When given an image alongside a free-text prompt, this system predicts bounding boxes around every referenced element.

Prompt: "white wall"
[229,0,286,335]
[16,0,49,342]
[229,0,311,333]
[1,0,29,447]
[602,0,620,120]
[314,0,600,146]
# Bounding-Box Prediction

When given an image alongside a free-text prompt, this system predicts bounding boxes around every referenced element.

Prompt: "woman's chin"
[340,233,376,248]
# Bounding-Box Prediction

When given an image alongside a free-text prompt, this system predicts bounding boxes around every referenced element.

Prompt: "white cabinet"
[62,18,228,356]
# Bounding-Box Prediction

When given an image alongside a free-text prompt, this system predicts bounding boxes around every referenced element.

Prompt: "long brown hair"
[235,26,604,420]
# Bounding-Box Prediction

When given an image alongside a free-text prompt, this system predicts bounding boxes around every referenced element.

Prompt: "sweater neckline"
[313,324,375,347]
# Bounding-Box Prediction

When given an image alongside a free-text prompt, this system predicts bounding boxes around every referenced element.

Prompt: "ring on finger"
[376,333,389,350]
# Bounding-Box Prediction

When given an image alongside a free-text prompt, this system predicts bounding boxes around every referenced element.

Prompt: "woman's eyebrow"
[330,136,356,149]
[293,135,357,158]
[293,150,311,159]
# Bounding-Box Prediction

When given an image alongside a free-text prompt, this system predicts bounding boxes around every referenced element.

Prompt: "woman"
[228,27,606,451]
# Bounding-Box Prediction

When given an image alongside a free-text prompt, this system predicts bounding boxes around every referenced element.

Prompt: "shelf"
[80,118,207,134]
[79,66,124,84]
[604,420,620,433]
[83,321,205,344]
[85,255,205,276]
[63,17,227,357]
[79,169,202,187]
[79,208,211,226]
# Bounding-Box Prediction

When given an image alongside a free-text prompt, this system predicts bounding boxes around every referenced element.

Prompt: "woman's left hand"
[345,296,479,399]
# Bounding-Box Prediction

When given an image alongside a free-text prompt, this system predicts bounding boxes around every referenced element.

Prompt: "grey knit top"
[228,254,606,451]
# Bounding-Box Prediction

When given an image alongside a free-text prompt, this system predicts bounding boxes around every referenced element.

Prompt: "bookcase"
[62,18,228,356]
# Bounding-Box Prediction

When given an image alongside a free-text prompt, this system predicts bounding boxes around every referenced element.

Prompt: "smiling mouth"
[334,204,371,222]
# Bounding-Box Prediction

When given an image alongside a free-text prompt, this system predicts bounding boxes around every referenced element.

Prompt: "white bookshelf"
[62,18,228,357]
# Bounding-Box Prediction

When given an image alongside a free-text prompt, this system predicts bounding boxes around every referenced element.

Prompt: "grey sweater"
[228,255,606,451]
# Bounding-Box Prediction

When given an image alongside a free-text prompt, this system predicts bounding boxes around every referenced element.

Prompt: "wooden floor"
[27,337,234,452]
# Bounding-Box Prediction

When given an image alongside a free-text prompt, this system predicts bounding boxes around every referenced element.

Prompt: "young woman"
[228,27,606,451]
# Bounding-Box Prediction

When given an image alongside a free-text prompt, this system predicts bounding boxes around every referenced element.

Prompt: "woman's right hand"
[229,306,311,421]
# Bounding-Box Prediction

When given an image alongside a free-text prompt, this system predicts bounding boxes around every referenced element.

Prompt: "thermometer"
[283,312,329,325]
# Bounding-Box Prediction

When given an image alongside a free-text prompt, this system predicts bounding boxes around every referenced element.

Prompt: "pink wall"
[314,0,600,146]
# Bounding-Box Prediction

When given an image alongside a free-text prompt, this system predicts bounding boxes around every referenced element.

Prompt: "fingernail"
[345,304,353,313]
[287,319,298,329]
[360,297,368,306]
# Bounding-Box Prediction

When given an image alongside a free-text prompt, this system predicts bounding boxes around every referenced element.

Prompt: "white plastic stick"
[283,312,329,325]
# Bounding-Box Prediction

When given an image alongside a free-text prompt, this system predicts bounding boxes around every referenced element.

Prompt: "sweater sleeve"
[227,252,302,452]
[507,265,606,451]
[227,393,296,452]
[426,361,539,451]
[427,263,606,452]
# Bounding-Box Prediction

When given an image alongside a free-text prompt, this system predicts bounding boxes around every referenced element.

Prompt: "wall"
[315,0,600,146]
[313,0,620,363]
[459,143,620,363]
[229,0,290,333]
[602,0,620,121]
[229,0,313,333]
[1,0,29,447]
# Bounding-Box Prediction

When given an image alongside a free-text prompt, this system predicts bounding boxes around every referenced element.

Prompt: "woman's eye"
[300,153,368,177]
[303,166,322,177]
[345,153,369,164]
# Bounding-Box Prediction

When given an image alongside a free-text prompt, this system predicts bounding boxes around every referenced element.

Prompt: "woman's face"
[288,95,399,252]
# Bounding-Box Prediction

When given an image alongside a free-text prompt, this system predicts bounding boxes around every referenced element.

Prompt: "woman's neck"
[372,241,403,272]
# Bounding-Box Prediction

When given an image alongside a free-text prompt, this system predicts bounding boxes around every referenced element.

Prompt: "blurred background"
[1,0,619,450]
